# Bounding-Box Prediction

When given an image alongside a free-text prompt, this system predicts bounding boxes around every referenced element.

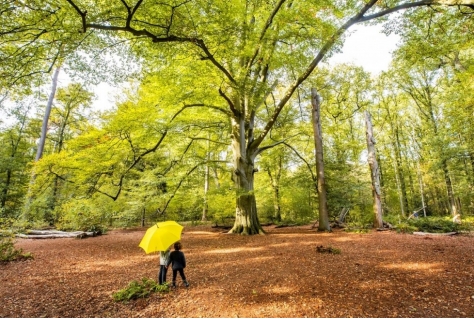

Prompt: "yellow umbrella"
[139,221,183,254]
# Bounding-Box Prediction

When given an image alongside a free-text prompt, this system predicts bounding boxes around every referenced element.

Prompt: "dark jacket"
[167,250,186,270]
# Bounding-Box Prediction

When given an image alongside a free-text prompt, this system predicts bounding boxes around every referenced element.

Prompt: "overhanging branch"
[359,0,474,22]
[171,103,231,122]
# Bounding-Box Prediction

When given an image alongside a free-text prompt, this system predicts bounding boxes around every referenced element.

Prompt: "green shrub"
[56,198,109,232]
[0,237,33,262]
[409,216,471,233]
[388,215,472,234]
[316,245,341,254]
[112,278,169,302]
[394,222,418,233]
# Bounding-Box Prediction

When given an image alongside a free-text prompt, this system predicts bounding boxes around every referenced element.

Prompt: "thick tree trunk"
[228,116,264,235]
[365,111,383,228]
[311,89,330,231]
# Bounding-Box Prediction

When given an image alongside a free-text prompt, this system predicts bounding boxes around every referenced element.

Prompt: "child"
[166,242,189,288]
[158,247,170,285]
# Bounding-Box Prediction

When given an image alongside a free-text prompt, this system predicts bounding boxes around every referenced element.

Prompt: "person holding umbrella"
[158,247,171,285]
[138,221,184,286]
[167,242,189,288]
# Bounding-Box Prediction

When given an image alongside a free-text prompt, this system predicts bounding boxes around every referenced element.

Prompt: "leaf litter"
[1,225,474,317]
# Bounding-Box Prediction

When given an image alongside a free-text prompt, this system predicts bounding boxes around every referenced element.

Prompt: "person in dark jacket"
[167,242,189,288]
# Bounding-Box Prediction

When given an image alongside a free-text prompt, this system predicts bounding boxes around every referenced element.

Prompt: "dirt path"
[1,225,474,317]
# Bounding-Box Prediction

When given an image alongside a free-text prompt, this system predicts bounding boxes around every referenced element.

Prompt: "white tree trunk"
[36,66,61,161]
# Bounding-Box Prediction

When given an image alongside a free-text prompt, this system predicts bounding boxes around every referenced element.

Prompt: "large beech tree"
[6,0,474,234]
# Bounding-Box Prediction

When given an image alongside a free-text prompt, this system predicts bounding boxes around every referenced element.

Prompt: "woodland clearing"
[1,224,474,318]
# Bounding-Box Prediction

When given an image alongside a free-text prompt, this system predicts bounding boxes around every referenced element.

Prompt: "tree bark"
[442,160,457,216]
[365,111,383,228]
[416,161,427,217]
[17,230,98,239]
[202,136,210,222]
[311,89,330,231]
[266,156,282,223]
[36,66,60,161]
[393,126,409,217]
[23,66,61,220]
[228,115,264,235]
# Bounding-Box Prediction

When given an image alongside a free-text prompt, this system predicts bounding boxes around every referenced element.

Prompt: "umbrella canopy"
[139,221,183,254]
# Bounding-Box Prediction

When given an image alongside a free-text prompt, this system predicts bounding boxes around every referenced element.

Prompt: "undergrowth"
[112,278,169,302]
[316,245,341,254]
[385,215,473,234]
[0,237,33,262]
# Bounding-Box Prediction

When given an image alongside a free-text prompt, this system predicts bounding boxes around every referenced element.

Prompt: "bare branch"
[255,134,299,157]
[282,142,318,192]
[160,164,200,215]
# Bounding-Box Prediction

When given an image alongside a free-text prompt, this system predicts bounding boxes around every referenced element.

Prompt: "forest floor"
[1,224,474,318]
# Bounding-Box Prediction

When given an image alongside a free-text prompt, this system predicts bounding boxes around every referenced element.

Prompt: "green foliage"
[112,278,169,302]
[384,215,472,233]
[344,228,370,234]
[55,198,109,232]
[343,206,373,230]
[0,217,15,231]
[393,222,418,234]
[407,217,468,233]
[316,245,341,254]
[4,0,474,234]
[0,237,33,262]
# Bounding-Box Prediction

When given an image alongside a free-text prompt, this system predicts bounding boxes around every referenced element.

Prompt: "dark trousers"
[158,265,168,285]
[172,268,186,283]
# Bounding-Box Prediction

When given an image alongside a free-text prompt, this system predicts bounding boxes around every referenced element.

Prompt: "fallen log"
[27,230,83,235]
[413,231,457,236]
[17,230,97,239]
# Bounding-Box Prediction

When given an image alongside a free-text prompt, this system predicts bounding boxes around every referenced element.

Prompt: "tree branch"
[282,142,318,191]
[251,0,379,150]
[195,39,237,84]
[160,164,200,215]
[219,88,240,116]
[246,0,287,70]
[171,103,231,122]
[359,0,474,22]
[255,134,299,157]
